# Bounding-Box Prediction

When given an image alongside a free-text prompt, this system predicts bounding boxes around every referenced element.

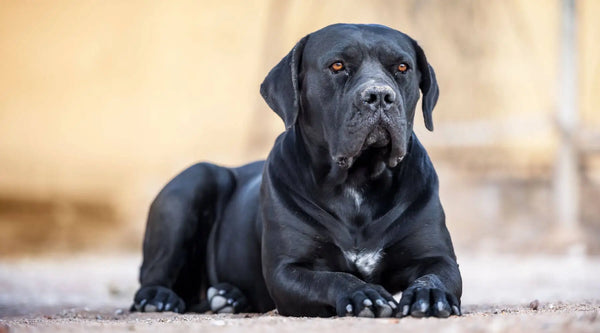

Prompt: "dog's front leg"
[264,263,398,317]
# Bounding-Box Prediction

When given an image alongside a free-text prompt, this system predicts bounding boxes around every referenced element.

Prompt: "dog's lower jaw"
[369,161,387,179]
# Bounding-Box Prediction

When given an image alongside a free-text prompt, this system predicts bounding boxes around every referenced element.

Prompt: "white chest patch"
[344,187,363,209]
[343,249,383,277]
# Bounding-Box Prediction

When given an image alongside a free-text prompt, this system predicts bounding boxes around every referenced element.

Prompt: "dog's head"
[261,24,438,171]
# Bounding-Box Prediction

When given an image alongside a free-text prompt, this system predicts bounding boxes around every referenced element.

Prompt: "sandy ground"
[0,253,599,332]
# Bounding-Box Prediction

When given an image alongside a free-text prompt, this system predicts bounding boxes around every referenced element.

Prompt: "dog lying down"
[132,23,462,318]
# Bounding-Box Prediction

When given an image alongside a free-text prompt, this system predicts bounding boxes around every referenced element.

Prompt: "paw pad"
[206,283,248,314]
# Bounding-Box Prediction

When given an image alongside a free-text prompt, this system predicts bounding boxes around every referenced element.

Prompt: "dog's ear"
[260,35,309,129]
[411,39,439,131]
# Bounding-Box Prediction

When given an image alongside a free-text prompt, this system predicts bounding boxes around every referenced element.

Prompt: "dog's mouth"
[350,141,392,176]
[334,124,405,172]
[364,125,391,148]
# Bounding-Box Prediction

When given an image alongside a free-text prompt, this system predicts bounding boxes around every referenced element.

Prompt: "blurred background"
[2,0,600,322]
[0,0,599,258]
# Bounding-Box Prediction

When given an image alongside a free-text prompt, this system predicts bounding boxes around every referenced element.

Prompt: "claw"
[435,302,451,318]
[207,287,217,300]
[210,295,227,310]
[402,305,410,316]
[346,304,353,314]
[452,305,461,316]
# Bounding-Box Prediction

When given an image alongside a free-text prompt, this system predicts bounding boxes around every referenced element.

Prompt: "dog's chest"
[344,187,363,210]
[342,248,383,278]
[333,186,387,278]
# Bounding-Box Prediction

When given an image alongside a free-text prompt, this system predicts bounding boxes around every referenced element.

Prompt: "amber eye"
[398,63,409,73]
[330,62,344,72]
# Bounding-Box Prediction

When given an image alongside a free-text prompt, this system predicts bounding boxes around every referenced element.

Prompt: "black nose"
[360,86,396,110]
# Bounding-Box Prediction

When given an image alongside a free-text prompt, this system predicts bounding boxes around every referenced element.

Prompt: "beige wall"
[0,1,598,255]
[580,0,600,128]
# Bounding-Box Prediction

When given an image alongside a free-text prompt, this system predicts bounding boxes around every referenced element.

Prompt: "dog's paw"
[207,282,249,314]
[397,275,461,318]
[335,284,398,318]
[131,285,185,313]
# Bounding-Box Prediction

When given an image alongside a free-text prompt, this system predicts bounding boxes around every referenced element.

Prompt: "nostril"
[366,93,377,104]
[384,93,395,105]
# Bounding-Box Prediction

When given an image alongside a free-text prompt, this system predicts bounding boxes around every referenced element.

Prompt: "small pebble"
[529,299,539,310]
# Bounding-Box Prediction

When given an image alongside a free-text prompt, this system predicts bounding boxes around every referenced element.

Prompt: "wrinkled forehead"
[302,24,415,65]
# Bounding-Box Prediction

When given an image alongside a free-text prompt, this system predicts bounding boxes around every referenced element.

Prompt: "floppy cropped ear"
[260,35,309,129]
[411,40,439,131]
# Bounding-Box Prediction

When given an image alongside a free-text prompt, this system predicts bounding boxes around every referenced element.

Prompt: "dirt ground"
[1,253,599,332]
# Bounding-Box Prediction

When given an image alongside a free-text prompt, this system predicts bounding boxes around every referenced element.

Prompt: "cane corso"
[132,23,462,318]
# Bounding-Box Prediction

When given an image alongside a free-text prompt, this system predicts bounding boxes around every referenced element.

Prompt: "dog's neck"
[267,126,432,229]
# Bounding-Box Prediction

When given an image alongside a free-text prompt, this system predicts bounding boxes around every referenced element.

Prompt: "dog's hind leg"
[132,162,235,313]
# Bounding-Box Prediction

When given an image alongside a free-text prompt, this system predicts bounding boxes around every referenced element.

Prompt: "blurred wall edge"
[0,0,599,256]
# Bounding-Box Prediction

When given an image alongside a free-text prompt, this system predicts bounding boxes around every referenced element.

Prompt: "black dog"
[132,23,462,318]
